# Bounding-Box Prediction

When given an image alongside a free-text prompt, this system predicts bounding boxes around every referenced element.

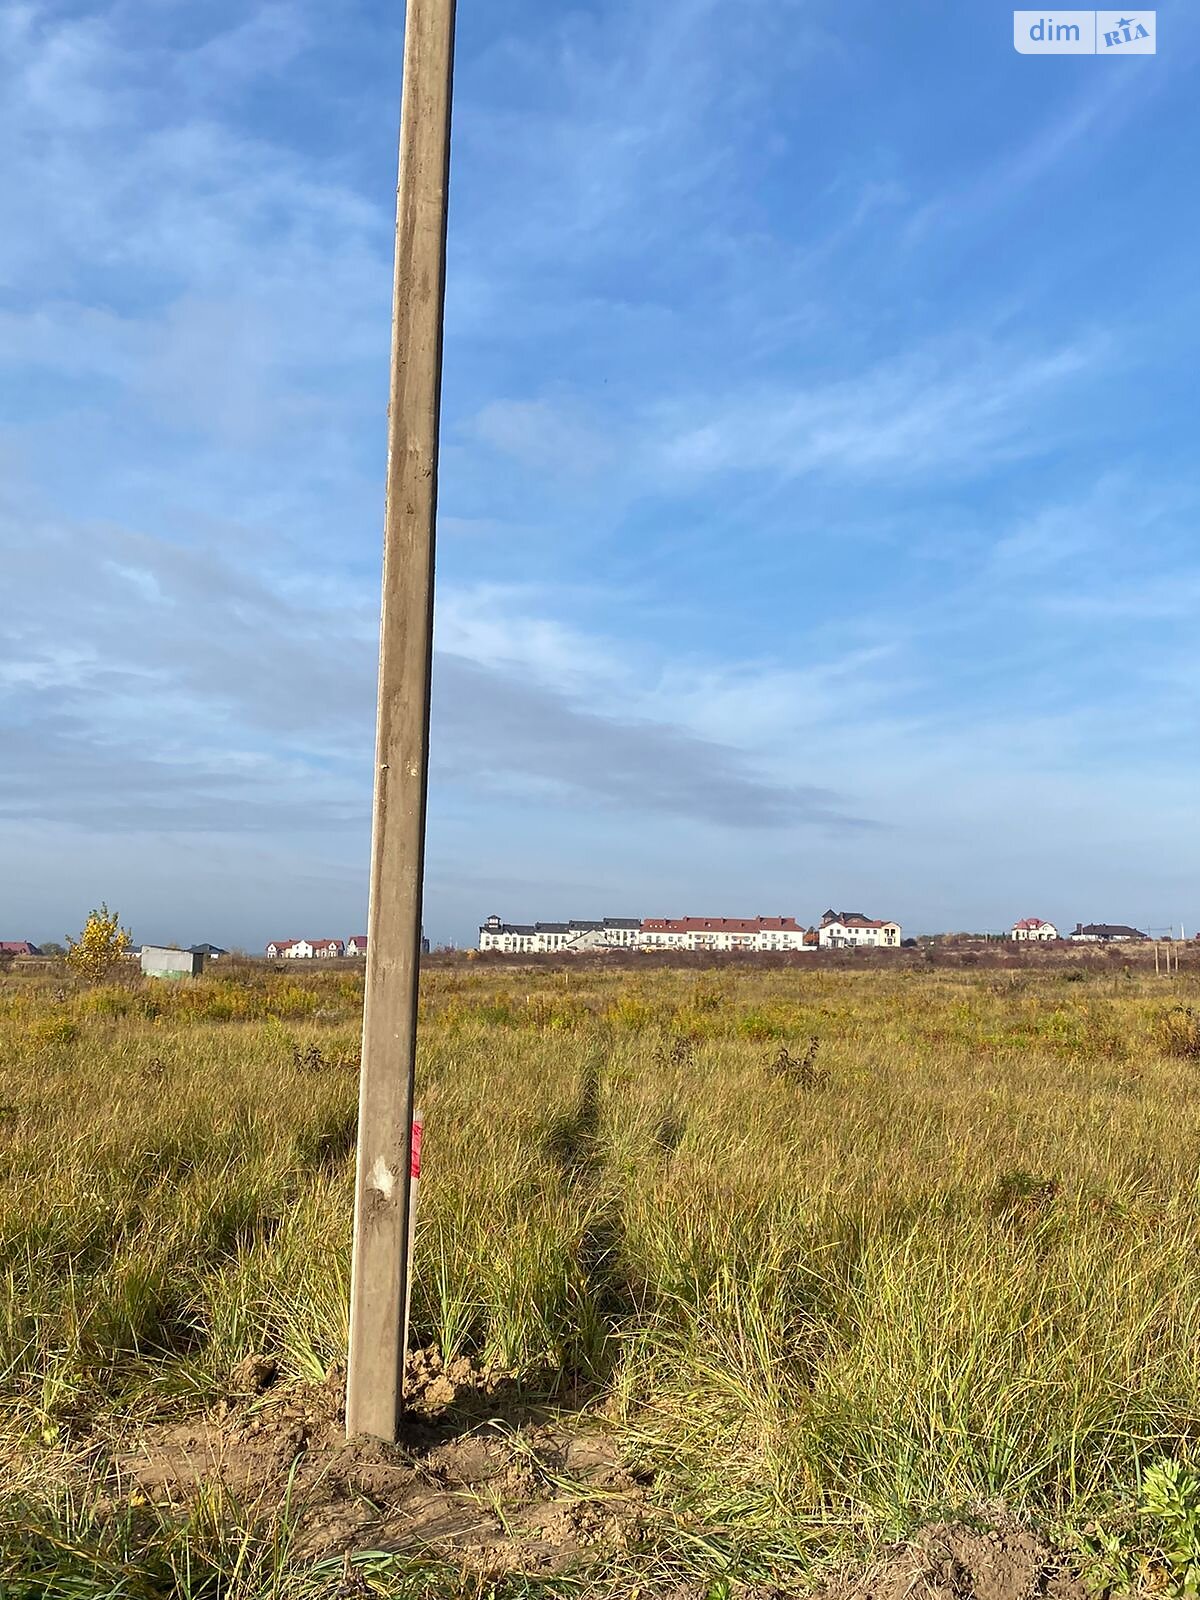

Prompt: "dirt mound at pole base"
[111,1357,1087,1590]
[823,1521,1087,1600]
[114,1349,650,1572]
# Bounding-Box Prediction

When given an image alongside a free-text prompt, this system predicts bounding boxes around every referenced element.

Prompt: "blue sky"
[1,0,1196,950]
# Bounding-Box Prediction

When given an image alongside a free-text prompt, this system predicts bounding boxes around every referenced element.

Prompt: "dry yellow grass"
[2,956,1200,1596]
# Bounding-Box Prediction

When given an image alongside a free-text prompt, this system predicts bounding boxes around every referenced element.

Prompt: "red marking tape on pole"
[411,1117,423,1179]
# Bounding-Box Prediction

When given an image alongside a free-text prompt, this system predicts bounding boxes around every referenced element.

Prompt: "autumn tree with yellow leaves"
[66,904,133,983]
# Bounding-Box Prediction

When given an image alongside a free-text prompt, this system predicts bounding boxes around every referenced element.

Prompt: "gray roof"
[482,918,641,937]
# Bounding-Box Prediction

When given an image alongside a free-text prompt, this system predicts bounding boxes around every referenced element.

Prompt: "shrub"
[26,1015,80,1050]
[524,994,589,1030]
[770,1038,827,1087]
[265,984,320,1020]
[606,994,655,1030]
[692,982,729,1013]
[1081,1011,1129,1060]
[472,993,518,1026]
[1156,1007,1200,1059]
[79,985,135,1018]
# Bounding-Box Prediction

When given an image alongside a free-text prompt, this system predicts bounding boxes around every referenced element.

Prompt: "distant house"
[268,934,347,960]
[188,943,227,960]
[817,910,901,949]
[1011,918,1058,942]
[0,941,40,957]
[1070,923,1149,943]
[266,938,344,959]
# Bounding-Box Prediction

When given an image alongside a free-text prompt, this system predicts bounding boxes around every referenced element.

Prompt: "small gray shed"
[141,945,206,979]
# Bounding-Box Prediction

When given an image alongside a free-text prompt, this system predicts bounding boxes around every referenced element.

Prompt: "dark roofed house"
[1071,923,1149,942]
[188,943,227,959]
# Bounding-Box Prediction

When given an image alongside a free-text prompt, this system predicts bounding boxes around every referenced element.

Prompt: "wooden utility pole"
[346,0,457,1443]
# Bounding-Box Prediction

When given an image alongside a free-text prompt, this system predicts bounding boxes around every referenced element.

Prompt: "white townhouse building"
[639,916,813,953]
[816,910,901,949]
[478,916,641,954]
[1011,918,1059,942]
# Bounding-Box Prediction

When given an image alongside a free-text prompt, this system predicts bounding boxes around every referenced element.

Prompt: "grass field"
[3,953,1200,1598]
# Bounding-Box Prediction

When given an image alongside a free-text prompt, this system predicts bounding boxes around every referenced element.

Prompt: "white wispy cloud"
[902,67,1161,249]
[654,338,1099,483]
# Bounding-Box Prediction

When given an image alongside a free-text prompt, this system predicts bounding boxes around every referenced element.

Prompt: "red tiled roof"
[641,916,803,934]
[1012,918,1052,930]
[268,939,297,951]
[0,941,38,955]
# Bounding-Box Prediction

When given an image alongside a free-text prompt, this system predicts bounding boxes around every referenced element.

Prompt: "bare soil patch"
[822,1520,1087,1600]
[114,1348,651,1576]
